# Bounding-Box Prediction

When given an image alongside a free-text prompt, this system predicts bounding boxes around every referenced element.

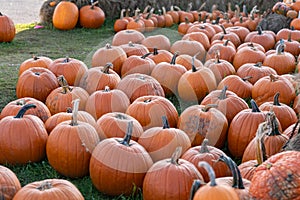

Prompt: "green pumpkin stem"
[199,139,210,153]
[102,63,113,74]
[250,99,260,112]
[162,116,170,129]
[120,121,133,146]
[70,99,80,126]
[219,86,228,100]
[14,104,36,118]
[198,161,217,186]
[170,146,182,165]
[189,180,204,200]
[141,52,152,59]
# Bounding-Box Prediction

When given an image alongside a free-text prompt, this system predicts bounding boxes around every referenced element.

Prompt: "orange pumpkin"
[52,1,79,30]
[0,165,21,200]
[141,34,171,52]
[79,2,105,28]
[0,12,15,42]
[111,29,145,46]
[18,55,53,76]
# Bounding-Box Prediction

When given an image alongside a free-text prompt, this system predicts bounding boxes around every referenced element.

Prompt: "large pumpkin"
[79,2,105,28]
[89,121,153,196]
[0,104,48,165]
[0,12,15,42]
[12,179,84,200]
[52,1,79,30]
[0,165,21,200]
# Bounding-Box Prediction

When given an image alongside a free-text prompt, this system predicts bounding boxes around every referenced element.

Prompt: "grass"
[0,20,182,199]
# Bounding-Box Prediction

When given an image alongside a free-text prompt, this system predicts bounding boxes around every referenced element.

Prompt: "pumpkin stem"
[66,107,72,113]
[214,50,221,63]
[101,62,113,74]
[199,138,210,153]
[273,92,281,106]
[0,12,2,16]
[70,99,80,126]
[217,155,238,188]
[63,57,70,63]
[36,181,52,191]
[14,104,36,118]
[33,55,39,60]
[257,26,263,35]
[119,9,126,19]
[192,54,198,72]
[162,116,170,129]
[283,117,300,150]
[189,180,204,200]
[58,75,72,94]
[254,62,262,68]
[115,113,127,120]
[198,161,217,186]
[202,104,218,112]
[220,24,227,34]
[104,86,110,92]
[265,109,281,136]
[170,52,178,65]
[105,43,112,49]
[250,99,260,112]
[141,52,152,59]
[91,1,98,9]
[16,99,26,106]
[170,146,182,165]
[256,122,268,165]
[153,48,159,55]
[120,121,133,146]
[218,86,228,100]
[269,74,279,82]
[276,39,285,55]
[242,76,252,82]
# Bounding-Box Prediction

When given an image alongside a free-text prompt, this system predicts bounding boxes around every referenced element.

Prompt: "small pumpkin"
[0,12,16,42]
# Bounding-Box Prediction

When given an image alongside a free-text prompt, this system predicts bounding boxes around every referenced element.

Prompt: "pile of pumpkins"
[273,0,300,30]
[1,3,300,200]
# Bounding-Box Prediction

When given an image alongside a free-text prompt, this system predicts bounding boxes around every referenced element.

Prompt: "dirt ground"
[1,0,44,24]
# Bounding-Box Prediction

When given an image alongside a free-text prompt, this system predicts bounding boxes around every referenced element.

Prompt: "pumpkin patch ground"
[1,1,300,199]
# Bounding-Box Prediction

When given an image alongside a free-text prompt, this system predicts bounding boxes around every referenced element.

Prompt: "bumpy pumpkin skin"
[0,165,21,200]
[249,151,300,200]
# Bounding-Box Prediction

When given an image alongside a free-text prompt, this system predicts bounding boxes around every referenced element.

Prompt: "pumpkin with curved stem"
[46,75,89,115]
[121,53,156,77]
[211,25,241,48]
[138,116,191,162]
[90,121,153,196]
[244,26,276,51]
[236,62,277,85]
[192,161,239,200]
[276,27,300,42]
[46,99,100,178]
[263,40,296,75]
[141,34,171,52]
[217,75,253,100]
[0,97,51,123]
[182,139,231,182]
[0,165,21,200]
[204,51,236,84]
[175,54,203,71]
[147,48,173,64]
[143,147,203,200]
[112,29,145,46]
[126,95,178,131]
[0,104,48,165]
[275,32,300,57]
[16,67,59,102]
[0,12,15,42]
[205,40,237,63]
[12,179,84,200]
[249,151,300,199]
[52,1,79,30]
[177,104,228,148]
[252,74,296,106]
[79,1,105,29]
[200,86,249,124]
[259,92,298,131]
[85,86,130,120]
[96,112,143,141]
[242,111,288,163]
[92,43,127,75]
[126,14,145,32]
[151,52,187,96]
[19,55,53,76]
[116,73,165,103]
[227,99,267,158]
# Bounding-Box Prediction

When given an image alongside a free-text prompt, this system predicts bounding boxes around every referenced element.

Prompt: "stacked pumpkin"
[2,3,300,199]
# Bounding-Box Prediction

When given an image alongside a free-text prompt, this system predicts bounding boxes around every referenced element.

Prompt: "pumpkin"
[150,52,187,96]
[210,25,241,48]
[90,121,153,196]
[18,55,53,76]
[49,57,88,86]
[0,97,51,123]
[16,67,59,102]
[79,1,105,28]
[291,11,300,30]
[236,42,266,53]
[116,73,165,103]
[138,116,191,162]
[275,33,300,56]
[121,53,156,77]
[244,26,276,51]
[113,9,130,32]
[147,48,173,64]
[0,12,15,42]
[126,95,178,131]
[177,17,193,35]
[52,1,79,30]
[200,86,249,124]
[12,179,84,200]
[167,5,180,24]
[85,86,130,120]
[225,26,250,42]
[46,99,100,178]
[227,99,267,158]
[192,161,239,200]
[0,104,48,165]
[175,54,204,71]
[126,14,145,32]
[249,151,300,199]
[111,29,145,46]
[182,139,231,183]
[177,104,228,148]
[276,27,300,42]
[259,92,298,131]
[252,74,296,106]
[182,31,210,51]
[91,43,127,75]
[242,111,288,163]
[236,62,278,85]
[0,165,21,200]
[141,34,171,52]
[143,147,203,200]
[187,24,216,41]
[170,40,206,61]
[205,40,237,63]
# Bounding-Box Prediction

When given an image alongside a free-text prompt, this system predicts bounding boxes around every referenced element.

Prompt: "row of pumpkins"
[1,9,300,200]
